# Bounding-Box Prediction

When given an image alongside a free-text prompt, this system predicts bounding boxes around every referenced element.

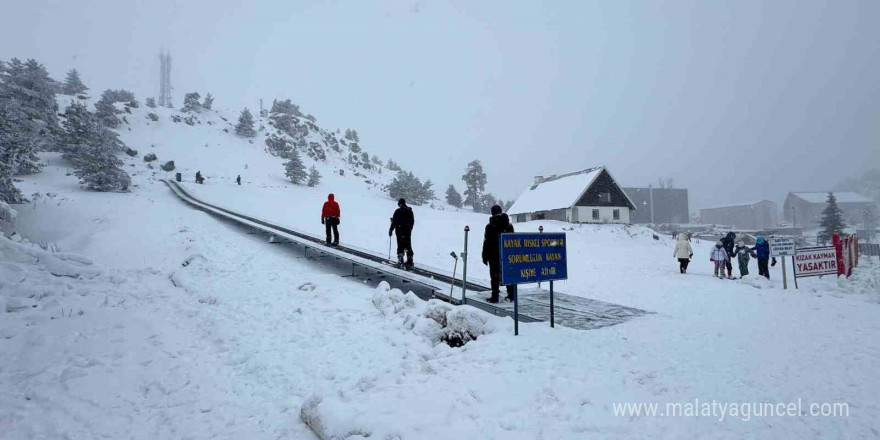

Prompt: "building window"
[613,209,620,220]
[592,209,600,220]
[598,192,611,203]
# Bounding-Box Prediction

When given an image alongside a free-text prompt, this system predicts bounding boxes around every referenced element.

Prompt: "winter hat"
[398,198,406,206]
[757,237,765,244]
[491,204,503,215]
[715,241,723,248]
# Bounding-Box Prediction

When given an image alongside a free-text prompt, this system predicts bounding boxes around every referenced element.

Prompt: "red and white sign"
[833,233,859,278]
[794,246,838,278]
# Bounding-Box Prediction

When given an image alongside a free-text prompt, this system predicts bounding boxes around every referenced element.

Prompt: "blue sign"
[499,232,568,285]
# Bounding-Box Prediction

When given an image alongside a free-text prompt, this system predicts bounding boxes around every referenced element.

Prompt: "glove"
[771,258,777,267]
[321,218,325,225]
[388,230,393,237]
[483,259,488,266]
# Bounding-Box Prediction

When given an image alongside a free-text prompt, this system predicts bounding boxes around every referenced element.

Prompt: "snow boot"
[397,253,405,267]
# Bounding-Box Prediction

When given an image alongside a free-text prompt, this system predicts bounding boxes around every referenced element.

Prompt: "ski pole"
[388,217,393,260]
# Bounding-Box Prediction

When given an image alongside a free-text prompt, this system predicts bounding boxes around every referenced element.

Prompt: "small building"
[507,167,636,224]
[623,187,689,224]
[783,192,877,229]
[698,200,778,230]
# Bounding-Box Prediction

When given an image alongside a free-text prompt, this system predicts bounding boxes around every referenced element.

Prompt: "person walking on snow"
[482,205,515,303]
[751,236,776,279]
[321,193,340,246]
[720,232,737,279]
[673,232,693,274]
[735,241,756,278]
[389,198,415,269]
[710,241,730,279]
[236,175,241,185]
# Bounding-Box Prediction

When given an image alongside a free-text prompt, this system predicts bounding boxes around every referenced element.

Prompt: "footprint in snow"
[298,282,317,292]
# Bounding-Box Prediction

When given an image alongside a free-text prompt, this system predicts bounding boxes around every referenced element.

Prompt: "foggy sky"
[3,0,878,211]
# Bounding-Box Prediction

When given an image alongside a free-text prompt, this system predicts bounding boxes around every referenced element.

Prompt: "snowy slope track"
[164,180,650,330]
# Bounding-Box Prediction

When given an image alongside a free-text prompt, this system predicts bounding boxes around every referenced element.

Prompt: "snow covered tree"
[387,171,435,205]
[202,93,214,110]
[1,58,61,152]
[445,184,462,208]
[0,101,34,202]
[371,155,383,166]
[386,159,402,171]
[349,142,361,154]
[461,160,487,212]
[94,89,137,128]
[420,179,435,203]
[269,99,299,136]
[235,108,256,137]
[481,193,498,213]
[182,92,202,113]
[62,69,88,95]
[361,152,370,163]
[61,102,130,191]
[145,97,157,108]
[818,191,847,244]
[284,148,308,184]
[307,165,322,187]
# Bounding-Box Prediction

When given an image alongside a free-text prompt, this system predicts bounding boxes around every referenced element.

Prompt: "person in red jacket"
[321,193,341,246]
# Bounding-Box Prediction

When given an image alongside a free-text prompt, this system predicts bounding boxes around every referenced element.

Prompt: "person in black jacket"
[389,198,415,268]
[720,231,736,279]
[482,204,514,303]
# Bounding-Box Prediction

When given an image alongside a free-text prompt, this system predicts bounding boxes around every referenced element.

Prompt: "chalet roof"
[508,167,635,215]
[789,192,873,204]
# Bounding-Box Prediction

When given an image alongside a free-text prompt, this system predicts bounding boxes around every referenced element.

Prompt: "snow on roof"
[790,192,873,204]
[508,167,604,215]
[699,200,775,211]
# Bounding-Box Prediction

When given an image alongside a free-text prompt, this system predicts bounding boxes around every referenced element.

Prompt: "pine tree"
[461,160,487,212]
[202,93,214,110]
[445,184,463,208]
[284,148,307,184]
[1,58,61,152]
[63,69,88,95]
[819,191,847,244]
[0,99,42,176]
[419,179,435,204]
[269,99,298,135]
[235,108,256,137]
[61,102,130,191]
[145,97,157,108]
[307,165,322,187]
[182,92,202,113]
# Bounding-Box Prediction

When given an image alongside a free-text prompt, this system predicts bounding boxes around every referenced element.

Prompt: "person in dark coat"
[321,193,340,246]
[236,175,241,185]
[195,171,203,184]
[482,204,514,303]
[720,232,737,279]
[389,198,415,268]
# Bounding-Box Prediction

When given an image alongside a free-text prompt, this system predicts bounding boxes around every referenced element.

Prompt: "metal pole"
[461,226,469,305]
[649,184,655,224]
[449,258,458,298]
[538,225,543,289]
[793,256,798,289]
[513,284,519,336]
[781,256,788,290]
[550,280,554,328]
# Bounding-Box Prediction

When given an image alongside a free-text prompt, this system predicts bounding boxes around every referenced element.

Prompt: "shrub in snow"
[202,93,214,110]
[62,69,88,95]
[143,153,157,162]
[181,92,202,113]
[147,113,159,121]
[160,161,175,172]
[145,97,157,108]
[0,200,17,224]
[125,148,138,157]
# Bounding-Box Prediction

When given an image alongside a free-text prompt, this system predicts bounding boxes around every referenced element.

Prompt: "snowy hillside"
[2,93,879,439]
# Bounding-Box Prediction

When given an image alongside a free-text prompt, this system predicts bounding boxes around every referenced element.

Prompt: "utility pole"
[648,184,655,224]
[158,49,173,108]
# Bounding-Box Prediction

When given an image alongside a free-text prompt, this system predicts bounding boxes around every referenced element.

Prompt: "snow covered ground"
[3,101,880,438]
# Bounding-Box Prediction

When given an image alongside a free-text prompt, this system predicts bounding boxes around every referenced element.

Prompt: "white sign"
[794,246,838,278]
[769,237,796,257]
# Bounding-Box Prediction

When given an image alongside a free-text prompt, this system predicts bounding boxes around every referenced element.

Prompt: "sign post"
[499,232,568,335]
[770,236,796,290]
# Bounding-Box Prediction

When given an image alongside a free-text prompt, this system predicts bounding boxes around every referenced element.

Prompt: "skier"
[388,198,415,269]
[710,241,729,279]
[751,236,776,279]
[321,193,340,246]
[720,232,737,278]
[482,204,514,303]
[735,240,756,278]
[673,232,693,274]
[236,175,241,186]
